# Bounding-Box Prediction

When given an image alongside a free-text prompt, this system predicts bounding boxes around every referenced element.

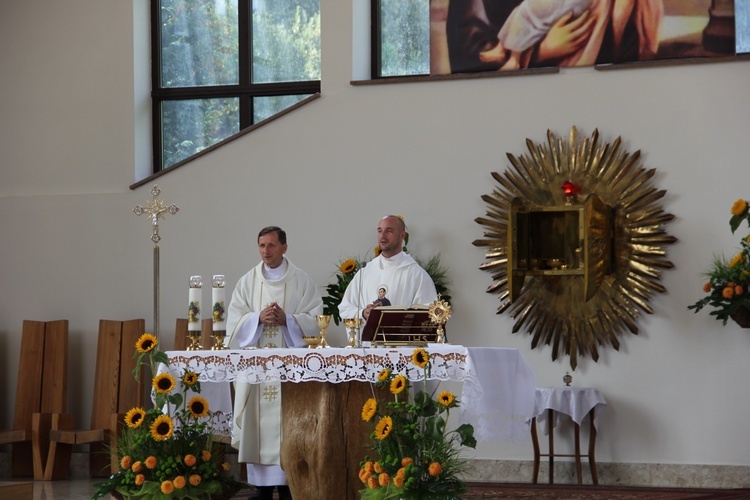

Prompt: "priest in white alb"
[339,215,437,321]
[227,226,323,500]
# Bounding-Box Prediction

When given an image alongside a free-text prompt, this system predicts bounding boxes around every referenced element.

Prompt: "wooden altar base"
[281,381,379,500]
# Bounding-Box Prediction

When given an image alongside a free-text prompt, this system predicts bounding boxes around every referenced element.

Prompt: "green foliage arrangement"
[688,199,750,325]
[358,348,476,500]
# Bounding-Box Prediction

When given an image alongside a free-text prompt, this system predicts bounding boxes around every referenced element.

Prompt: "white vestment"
[338,251,438,320]
[227,257,323,485]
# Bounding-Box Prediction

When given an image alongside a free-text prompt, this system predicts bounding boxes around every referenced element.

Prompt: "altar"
[164,346,535,499]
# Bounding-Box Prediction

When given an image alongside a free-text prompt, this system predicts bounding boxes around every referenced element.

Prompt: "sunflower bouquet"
[689,198,750,326]
[92,333,245,499]
[359,348,476,500]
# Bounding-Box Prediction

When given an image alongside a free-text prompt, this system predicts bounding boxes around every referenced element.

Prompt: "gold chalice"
[316,314,331,348]
[302,336,321,349]
[343,317,363,348]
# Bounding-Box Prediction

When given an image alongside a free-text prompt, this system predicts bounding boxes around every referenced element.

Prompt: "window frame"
[149,0,321,175]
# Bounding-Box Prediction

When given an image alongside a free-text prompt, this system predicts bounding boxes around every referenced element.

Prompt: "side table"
[529,387,607,485]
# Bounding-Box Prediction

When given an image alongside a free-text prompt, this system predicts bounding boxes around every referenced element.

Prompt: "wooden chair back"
[0,319,68,478]
[45,318,145,479]
[173,318,213,350]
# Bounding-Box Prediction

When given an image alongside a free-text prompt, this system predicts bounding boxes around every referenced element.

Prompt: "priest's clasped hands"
[260,302,287,326]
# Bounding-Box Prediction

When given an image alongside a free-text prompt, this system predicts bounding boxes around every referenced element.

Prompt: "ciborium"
[343,317,363,348]
[316,314,331,348]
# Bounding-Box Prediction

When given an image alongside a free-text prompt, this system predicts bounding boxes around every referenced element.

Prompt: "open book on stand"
[362,305,442,346]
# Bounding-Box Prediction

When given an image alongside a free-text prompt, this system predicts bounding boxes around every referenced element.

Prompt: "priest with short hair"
[227,225,323,500]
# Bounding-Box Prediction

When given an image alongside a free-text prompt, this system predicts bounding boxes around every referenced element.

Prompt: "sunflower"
[153,372,176,394]
[374,245,382,257]
[375,416,393,440]
[124,407,146,429]
[732,199,748,216]
[411,348,429,369]
[339,258,357,274]
[188,396,210,418]
[437,391,455,407]
[361,398,377,422]
[730,253,744,268]
[390,375,407,395]
[182,371,198,386]
[135,333,158,353]
[377,368,390,382]
[149,414,174,441]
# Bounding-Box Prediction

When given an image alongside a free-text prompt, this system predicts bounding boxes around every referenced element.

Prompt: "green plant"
[688,199,750,325]
[92,333,245,499]
[358,348,476,500]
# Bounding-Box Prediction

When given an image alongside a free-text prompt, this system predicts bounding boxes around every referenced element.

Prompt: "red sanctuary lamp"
[561,181,581,205]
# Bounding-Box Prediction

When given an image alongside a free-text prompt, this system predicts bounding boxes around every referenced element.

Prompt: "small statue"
[563,371,573,387]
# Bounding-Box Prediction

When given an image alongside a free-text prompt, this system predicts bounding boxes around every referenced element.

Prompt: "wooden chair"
[174,317,213,350]
[45,318,145,479]
[0,319,68,479]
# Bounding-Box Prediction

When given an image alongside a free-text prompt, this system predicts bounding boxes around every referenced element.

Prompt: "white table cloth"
[163,345,536,443]
[532,387,607,435]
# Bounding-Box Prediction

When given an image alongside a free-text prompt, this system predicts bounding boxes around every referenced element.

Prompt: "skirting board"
[1,452,748,489]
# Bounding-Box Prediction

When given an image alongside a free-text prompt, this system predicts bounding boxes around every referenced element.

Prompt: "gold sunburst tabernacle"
[473,128,677,369]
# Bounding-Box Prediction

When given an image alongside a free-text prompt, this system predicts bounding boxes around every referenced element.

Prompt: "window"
[152,0,321,172]
[371,0,429,78]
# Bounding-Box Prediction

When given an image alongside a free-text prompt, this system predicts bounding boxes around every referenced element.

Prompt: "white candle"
[212,275,226,331]
[188,275,202,332]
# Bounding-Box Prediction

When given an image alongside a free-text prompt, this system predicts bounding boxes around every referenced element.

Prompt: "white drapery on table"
[532,387,607,435]
[163,345,536,444]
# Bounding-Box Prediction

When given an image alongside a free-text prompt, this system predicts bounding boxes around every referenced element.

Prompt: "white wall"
[1,0,750,470]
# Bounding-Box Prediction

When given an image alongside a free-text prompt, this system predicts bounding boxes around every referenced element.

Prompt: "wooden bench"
[0,319,68,479]
[45,318,145,479]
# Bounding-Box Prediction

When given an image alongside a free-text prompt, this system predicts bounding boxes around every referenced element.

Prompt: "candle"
[188,275,202,332]
[212,275,226,331]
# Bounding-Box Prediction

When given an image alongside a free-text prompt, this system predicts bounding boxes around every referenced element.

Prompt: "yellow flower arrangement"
[359,349,476,500]
[92,335,245,499]
[689,198,750,325]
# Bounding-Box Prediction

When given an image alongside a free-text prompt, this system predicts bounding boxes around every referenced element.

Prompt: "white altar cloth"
[164,345,536,443]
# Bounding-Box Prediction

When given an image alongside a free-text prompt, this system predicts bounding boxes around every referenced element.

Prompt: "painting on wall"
[430,0,737,76]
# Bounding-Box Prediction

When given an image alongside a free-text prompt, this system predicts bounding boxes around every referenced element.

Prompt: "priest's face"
[258,231,287,268]
[377,216,406,258]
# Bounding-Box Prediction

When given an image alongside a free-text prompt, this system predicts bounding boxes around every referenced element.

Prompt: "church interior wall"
[1,0,749,483]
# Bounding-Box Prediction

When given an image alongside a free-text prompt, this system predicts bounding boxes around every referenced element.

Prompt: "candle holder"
[186,331,203,351]
[343,317,363,348]
[211,330,227,350]
[316,315,332,348]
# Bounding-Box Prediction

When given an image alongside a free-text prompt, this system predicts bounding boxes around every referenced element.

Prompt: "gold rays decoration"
[473,127,677,369]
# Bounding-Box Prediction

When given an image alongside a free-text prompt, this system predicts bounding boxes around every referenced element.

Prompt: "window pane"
[253,94,312,123]
[252,0,321,83]
[380,0,430,77]
[161,98,240,169]
[160,0,239,87]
